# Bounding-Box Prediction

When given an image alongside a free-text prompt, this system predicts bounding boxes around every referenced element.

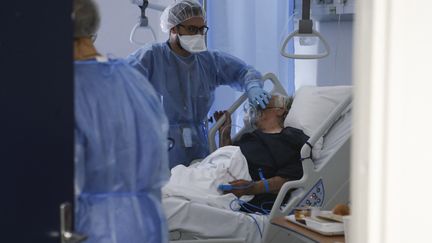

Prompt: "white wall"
[353,0,432,242]
[316,20,353,86]
[293,0,354,89]
[294,20,353,88]
[94,0,172,58]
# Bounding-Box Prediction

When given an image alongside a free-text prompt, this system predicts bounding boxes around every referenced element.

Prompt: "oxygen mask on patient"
[243,102,263,129]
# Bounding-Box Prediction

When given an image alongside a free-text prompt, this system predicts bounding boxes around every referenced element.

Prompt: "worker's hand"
[246,86,271,109]
[224,179,254,198]
[213,110,231,135]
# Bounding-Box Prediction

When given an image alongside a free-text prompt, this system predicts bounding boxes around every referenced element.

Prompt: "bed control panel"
[297,179,325,208]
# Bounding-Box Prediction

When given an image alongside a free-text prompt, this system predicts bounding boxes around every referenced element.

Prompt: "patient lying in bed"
[213,94,308,213]
[163,94,308,214]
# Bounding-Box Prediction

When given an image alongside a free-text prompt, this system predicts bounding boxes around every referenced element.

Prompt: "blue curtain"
[206,0,295,129]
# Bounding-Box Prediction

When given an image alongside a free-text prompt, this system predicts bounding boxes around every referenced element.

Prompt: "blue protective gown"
[127,42,262,168]
[74,58,170,243]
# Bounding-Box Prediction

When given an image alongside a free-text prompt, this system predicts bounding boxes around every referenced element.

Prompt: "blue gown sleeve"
[212,51,263,91]
[126,44,155,83]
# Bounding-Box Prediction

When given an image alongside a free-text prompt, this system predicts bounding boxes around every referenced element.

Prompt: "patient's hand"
[225,179,254,198]
[213,110,232,135]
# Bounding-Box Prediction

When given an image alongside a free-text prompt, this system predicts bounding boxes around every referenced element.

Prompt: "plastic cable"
[258,168,270,193]
[228,199,263,238]
[229,198,272,215]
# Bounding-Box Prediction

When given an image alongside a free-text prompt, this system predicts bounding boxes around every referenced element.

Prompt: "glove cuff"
[245,80,263,92]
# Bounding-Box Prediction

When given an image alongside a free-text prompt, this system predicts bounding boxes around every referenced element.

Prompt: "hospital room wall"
[93,0,173,58]
[93,0,353,89]
[353,0,432,242]
[294,20,353,88]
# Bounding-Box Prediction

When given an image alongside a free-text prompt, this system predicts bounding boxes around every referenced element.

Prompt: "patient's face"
[254,96,287,129]
[255,95,286,130]
[255,108,278,128]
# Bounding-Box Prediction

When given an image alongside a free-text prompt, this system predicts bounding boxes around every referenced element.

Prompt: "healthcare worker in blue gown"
[73,0,169,242]
[127,0,271,169]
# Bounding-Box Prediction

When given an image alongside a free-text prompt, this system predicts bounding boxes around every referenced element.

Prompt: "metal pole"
[302,0,311,20]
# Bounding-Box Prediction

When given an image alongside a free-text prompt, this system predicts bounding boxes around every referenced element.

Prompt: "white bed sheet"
[163,196,267,243]
[162,146,253,210]
[162,146,267,243]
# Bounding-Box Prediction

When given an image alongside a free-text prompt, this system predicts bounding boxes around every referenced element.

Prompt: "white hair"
[270,93,293,111]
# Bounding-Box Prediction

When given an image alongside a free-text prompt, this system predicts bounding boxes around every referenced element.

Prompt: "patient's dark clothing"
[233,126,308,213]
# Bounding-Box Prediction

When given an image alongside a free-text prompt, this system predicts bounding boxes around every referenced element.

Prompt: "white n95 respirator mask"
[178,34,207,53]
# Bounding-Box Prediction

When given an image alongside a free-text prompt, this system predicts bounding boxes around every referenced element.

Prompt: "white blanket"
[162,146,253,210]
[164,197,266,243]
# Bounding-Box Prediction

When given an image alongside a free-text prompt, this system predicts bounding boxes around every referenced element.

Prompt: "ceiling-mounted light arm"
[129,0,159,46]
[280,0,330,59]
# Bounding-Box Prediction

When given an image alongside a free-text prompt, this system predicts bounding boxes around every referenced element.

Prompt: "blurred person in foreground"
[73,0,170,242]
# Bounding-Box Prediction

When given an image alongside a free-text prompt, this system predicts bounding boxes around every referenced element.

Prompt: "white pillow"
[284,85,351,159]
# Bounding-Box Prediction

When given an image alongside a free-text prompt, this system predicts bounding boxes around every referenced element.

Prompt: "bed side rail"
[300,94,352,159]
[208,73,287,153]
[268,93,352,219]
[266,158,316,220]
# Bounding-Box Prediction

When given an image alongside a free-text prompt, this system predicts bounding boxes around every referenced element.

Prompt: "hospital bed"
[166,73,352,243]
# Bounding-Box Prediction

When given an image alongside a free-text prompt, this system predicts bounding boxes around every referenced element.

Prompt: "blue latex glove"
[247,86,271,109]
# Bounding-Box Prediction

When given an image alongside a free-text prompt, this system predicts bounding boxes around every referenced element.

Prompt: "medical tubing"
[229,199,263,238]
[260,201,276,212]
[230,198,271,215]
[247,214,263,238]
[258,168,270,193]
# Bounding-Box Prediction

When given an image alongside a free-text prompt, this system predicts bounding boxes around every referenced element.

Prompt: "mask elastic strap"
[175,31,187,52]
